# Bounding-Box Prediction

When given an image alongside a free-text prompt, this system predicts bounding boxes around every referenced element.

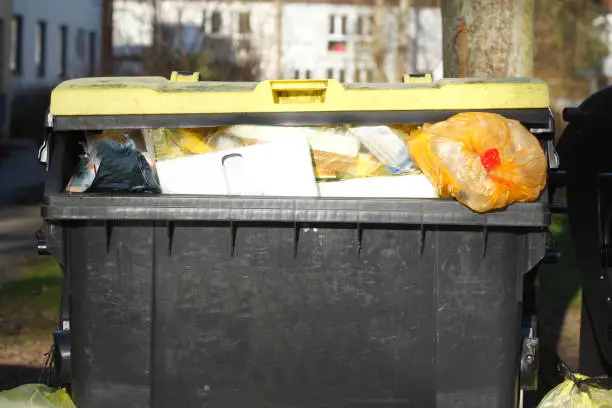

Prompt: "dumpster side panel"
[434,229,522,407]
[68,221,537,408]
[150,223,438,407]
[70,222,153,407]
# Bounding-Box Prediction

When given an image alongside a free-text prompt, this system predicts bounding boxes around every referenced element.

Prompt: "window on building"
[0,19,4,78]
[76,28,86,59]
[328,41,347,52]
[10,15,22,74]
[368,15,374,35]
[339,69,345,82]
[329,15,335,34]
[365,69,373,82]
[327,68,334,79]
[238,12,251,34]
[35,21,47,78]
[59,26,68,78]
[356,16,363,36]
[212,11,222,33]
[201,11,206,32]
[88,31,97,76]
[294,69,299,79]
[305,70,311,79]
[341,16,347,35]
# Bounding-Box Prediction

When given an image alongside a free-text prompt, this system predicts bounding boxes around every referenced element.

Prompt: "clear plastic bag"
[349,125,416,174]
[0,384,75,408]
[408,112,547,212]
[148,127,221,160]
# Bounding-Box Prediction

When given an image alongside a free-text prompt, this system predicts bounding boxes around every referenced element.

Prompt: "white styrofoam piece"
[156,136,318,197]
[317,175,438,198]
[308,131,359,156]
[226,125,319,143]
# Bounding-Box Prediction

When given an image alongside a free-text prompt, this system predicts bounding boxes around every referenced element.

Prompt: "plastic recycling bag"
[537,365,612,408]
[408,112,547,212]
[86,137,161,193]
[0,384,75,408]
[66,130,159,193]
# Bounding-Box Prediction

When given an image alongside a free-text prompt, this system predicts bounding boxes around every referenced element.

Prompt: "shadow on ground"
[524,206,583,406]
[0,365,44,391]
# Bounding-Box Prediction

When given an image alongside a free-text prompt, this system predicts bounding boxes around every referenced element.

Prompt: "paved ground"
[0,138,45,280]
[0,139,45,208]
[0,206,42,282]
[0,205,54,390]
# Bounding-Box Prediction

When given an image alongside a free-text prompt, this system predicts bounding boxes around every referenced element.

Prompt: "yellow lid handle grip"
[402,73,433,84]
[170,71,200,82]
[255,80,343,105]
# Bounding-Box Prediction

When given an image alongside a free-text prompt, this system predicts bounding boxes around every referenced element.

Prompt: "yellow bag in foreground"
[537,374,612,408]
[0,384,75,408]
[408,113,547,212]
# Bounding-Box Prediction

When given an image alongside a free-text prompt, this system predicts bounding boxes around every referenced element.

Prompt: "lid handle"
[170,71,200,82]
[267,80,334,104]
[402,73,433,84]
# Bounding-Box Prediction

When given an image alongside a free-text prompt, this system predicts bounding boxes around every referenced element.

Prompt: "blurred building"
[7,0,102,138]
[113,0,442,82]
[0,0,11,139]
[11,0,102,94]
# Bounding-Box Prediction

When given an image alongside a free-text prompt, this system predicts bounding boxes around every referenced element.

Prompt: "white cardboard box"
[155,136,318,197]
[317,174,438,198]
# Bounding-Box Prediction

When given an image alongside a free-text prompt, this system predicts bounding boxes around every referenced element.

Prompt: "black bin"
[39,79,554,408]
[560,91,612,377]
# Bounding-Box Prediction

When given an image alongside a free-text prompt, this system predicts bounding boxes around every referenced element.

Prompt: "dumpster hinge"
[53,330,72,385]
[519,336,539,390]
[36,227,51,256]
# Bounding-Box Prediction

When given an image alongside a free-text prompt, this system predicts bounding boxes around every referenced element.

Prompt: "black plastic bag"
[86,139,160,193]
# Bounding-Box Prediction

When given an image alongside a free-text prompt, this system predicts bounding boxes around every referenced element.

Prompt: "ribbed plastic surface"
[61,217,545,408]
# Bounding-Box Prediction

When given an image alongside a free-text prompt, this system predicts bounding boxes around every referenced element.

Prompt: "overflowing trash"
[65,113,548,212]
[537,364,612,408]
[0,384,75,408]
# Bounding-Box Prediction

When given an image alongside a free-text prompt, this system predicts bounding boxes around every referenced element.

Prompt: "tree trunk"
[373,0,388,82]
[396,0,412,79]
[441,0,534,78]
[275,0,283,78]
[101,0,114,76]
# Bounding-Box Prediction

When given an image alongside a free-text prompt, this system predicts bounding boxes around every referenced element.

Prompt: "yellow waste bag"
[538,369,612,408]
[408,112,547,213]
[0,384,75,408]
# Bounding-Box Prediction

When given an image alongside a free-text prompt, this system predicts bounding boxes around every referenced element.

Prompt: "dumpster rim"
[51,109,552,131]
[42,194,551,227]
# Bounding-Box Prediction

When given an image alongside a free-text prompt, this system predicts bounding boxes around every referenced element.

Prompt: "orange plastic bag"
[408,112,547,212]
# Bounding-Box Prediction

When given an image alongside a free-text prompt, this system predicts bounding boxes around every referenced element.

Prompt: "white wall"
[12,0,102,94]
[114,0,278,77]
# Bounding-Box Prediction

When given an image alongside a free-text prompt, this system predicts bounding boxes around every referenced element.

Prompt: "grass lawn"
[0,257,62,372]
